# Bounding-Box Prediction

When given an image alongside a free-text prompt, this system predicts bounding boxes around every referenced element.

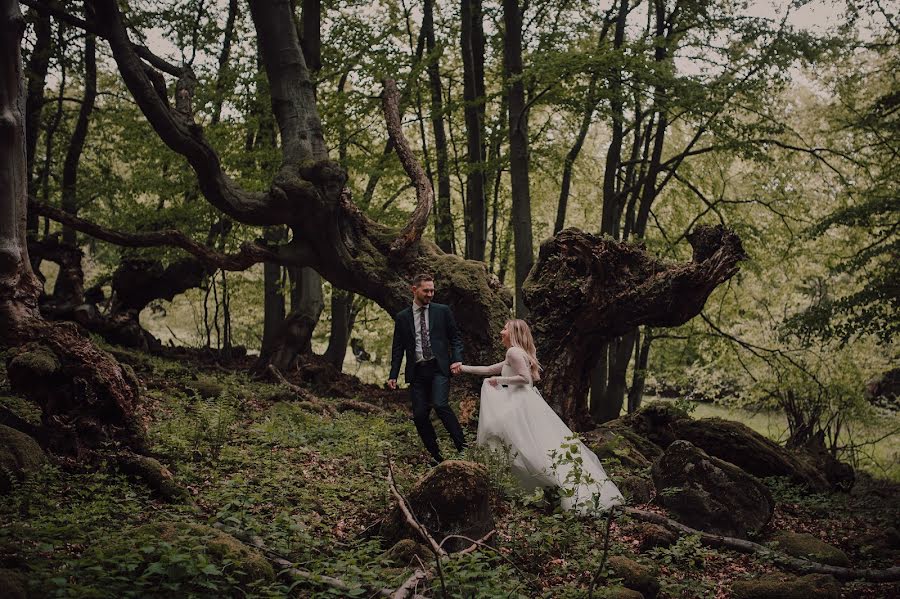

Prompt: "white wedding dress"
[461,347,623,513]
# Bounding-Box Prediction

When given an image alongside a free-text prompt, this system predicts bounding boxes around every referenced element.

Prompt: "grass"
[2,352,898,598]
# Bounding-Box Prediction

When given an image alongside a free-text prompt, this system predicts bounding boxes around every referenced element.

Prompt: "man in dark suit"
[388,273,466,464]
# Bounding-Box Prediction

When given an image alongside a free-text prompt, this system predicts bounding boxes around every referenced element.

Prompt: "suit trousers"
[410,359,466,460]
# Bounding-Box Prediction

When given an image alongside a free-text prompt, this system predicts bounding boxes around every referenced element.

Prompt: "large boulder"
[651,440,774,538]
[379,460,494,553]
[731,573,839,599]
[671,418,829,491]
[584,424,660,470]
[620,403,690,448]
[0,425,47,493]
[769,531,850,567]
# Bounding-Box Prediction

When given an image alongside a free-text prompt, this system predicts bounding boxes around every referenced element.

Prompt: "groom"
[388,274,466,464]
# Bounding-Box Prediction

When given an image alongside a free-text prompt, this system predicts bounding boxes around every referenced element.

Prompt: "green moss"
[383,539,431,565]
[117,453,187,501]
[770,531,851,567]
[731,574,840,599]
[187,378,225,399]
[0,395,42,427]
[0,424,46,494]
[608,555,660,598]
[115,522,274,583]
[8,347,60,378]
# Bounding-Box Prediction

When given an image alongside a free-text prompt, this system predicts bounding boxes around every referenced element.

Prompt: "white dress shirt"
[413,301,431,362]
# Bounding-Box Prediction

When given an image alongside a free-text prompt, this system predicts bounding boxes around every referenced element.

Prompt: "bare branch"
[382,79,435,255]
[29,198,293,271]
[92,0,296,226]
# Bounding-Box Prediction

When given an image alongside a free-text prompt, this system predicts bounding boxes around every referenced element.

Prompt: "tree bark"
[324,287,353,370]
[524,225,746,428]
[627,327,651,412]
[60,5,96,247]
[260,227,286,361]
[423,0,454,253]
[502,0,534,318]
[24,5,50,195]
[461,0,486,260]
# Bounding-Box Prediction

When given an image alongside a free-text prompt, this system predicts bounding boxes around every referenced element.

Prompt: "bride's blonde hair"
[506,319,542,381]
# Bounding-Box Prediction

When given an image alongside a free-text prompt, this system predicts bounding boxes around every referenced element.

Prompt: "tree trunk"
[524,226,746,428]
[588,342,609,422]
[627,327,651,413]
[423,0,454,253]
[502,0,534,318]
[262,266,324,371]
[1,0,144,457]
[24,6,50,197]
[324,287,353,370]
[595,328,637,423]
[260,227,286,360]
[461,0,486,260]
[60,6,96,247]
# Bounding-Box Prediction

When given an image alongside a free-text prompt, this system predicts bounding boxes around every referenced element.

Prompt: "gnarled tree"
[22,0,745,429]
[1,0,144,458]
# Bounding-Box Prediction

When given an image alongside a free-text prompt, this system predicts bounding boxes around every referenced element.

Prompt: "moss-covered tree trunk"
[525,226,746,429]
[1,0,144,457]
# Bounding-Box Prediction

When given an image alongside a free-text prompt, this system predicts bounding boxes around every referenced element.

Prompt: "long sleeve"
[389,315,404,380]
[492,348,532,385]
[447,306,464,364]
[460,361,504,376]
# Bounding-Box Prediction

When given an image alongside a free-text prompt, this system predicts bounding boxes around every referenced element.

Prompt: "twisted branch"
[382,79,434,255]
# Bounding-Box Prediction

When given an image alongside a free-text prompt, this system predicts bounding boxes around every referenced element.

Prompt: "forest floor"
[1,345,898,598]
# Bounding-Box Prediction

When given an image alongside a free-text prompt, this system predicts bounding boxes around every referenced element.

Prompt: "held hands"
[450,362,463,375]
[387,379,398,390]
[487,377,499,387]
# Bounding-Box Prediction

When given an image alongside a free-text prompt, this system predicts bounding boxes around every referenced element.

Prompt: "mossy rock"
[731,574,840,599]
[109,348,155,373]
[620,402,690,448]
[651,440,774,538]
[619,476,654,505]
[585,427,656,471]
[607,555,659,598]
[0,568,27,599]
[672,418,829,491]
[187,379,225,399]
[0,395,42,427]
[636,523,677,552]
[769,531,850,567]
[379,460,494,554]
[117,453,188,501]
[7,346,60,380]
[0,424,47,494]
[383,539,432,566]
[600,587,644,599]
[110,522,274,584]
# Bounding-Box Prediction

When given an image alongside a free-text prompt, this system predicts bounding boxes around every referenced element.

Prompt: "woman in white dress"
[459,319,623,513]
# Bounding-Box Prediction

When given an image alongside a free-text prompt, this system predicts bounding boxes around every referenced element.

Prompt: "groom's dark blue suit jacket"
[390,303,464,382]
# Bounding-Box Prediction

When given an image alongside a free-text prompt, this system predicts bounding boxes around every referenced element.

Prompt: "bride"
[459,319,623,513]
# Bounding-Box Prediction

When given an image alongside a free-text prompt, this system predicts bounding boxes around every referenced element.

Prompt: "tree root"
[623,507,900,582]
[211,522,418,598]
[267,365,336,416]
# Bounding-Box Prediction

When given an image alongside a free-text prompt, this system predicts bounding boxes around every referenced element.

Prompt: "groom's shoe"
[429,455,444,468]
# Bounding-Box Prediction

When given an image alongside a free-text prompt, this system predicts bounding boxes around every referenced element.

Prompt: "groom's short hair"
[412,273,434,287]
